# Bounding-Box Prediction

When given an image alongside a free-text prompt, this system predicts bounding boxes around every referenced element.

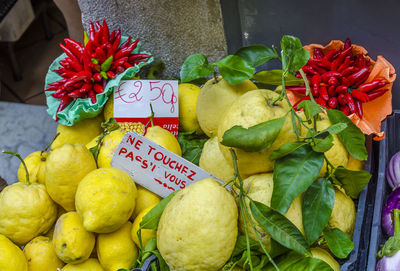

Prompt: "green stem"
[41,132,60,155]
[149,103,155,127]
[299,69,315,103]
[394,209,400,236]
[2,151,30,184]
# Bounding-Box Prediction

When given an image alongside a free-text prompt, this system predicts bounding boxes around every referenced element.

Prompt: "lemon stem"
[41,132,60,155]
[149,103,155,127]
[2,151,30,185]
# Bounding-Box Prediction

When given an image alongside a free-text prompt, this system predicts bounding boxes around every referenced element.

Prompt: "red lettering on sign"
[149,81,177,113]
[126,152,134,161]
[187,170,196,181]
[174,162,182,172]
[118,147,127,155]
[142,160,148,169]
[154,152,163,161]
[182,166,188,174]
[134,140,142,150]
[135,155,142,163]
[180,181,186,189]
[147,145,156,155]
[169,160,176,169]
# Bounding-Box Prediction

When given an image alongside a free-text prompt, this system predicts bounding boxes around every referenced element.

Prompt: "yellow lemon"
[44,205,66,239]
[17,151,48,184]
[197,77,257,137]
[97,129,125,168]
[0,182,57,245]
[51,115,103,150]
[199,136,234,182]
[45,143,97,211]
[103,97,114,121]
[218,89,298,176]
[347,155,365,171]
[23,236,64,271]
[329,187,356,236]
[157,178,238,271]
[75,167,137,233]
[0,234,28,271]
[53,212,95,264]
[145,126,182,156]
[132,185,161,220]
[311,247,340,271]
[97,222,138,271]
[131,205,157,248]
[178,83,203,134]
[86,135,100,150]
[62,258,105,271]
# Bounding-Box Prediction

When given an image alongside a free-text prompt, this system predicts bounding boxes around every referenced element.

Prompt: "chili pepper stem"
[2,151,30,184]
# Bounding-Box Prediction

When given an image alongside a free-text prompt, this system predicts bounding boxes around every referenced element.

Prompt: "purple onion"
[387,152,400,189]
[376,250,400,271]
[382,188,400,236]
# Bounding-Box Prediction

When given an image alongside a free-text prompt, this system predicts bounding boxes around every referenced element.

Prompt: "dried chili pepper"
[286,86,307,95]
[321,71,342,83]
[335,85,348,95]
[344,38,352,49]
[315,97,327,107]
[323,49,339,62]
[328,85,336,97]
[351,89,369,102]
[340,105,350,116]
[359,80,388,92]
[319,86,329,101]
[354,100,363,118]
[302,66,319,76]
[328,76,340,86]
[340,66,359,77]
[337,56,351,73]
[345,93,356,113]
[347,67,369,86]
[313,48,324,59]
[328,97,338,109]
[367,88,389,101]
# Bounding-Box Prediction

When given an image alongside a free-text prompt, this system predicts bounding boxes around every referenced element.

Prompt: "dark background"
[220,0,400,109]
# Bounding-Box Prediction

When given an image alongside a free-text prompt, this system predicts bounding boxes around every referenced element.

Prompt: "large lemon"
[132,185,161,219]
[157,178,238,271]
[44,205,66,239]
[45,143,97,211]
[0,182,57,245]
[62,258,105,271]
[0,234,28,271]
[197,77,257,137]
[199,136,234,182]
[329,187,356,236]
[51,115,103,150]
[17,151,47,184]
[239,173,304,251]
[23,236,64,271]
[311,247,340,271]
[97,222,138,271]
[218,89,298,176]
[75,167,137,233]
[97,129,125,168]
[178,83,202,134]
[347,155,365,171]
[145,126,182,156]
[53,212,95,264]
[131,205,157,248]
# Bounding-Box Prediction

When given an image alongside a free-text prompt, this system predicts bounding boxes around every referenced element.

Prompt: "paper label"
[111,132,228,198]
[113,80,179,136]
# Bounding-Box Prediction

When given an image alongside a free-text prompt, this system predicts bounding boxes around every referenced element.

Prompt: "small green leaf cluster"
[177,131,208,166]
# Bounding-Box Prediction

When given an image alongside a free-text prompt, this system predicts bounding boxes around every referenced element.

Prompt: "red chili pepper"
[319,86,329,101]
[337,56,351,73]
[323,49,339,62]
[345,93,356,113]
[328,97,338,109]
[88,21,95,41]
[341,77,351,87]
[328,76,340,87]
[355,55,367,68]
[88,90,97,103]
[311,74,321,94]
[293,96,311,110]
[64,38,84,59]
[93,73,102,82]
[93,84,104,93]
[328,85,336,97]
[122,62,133,69]
[354,100,363,118]
[109,30,116,43]
[95,47,106,62]
[45,85,58,91]
[331,47,353,71]
[55,96,72,120]
[286,86,306,95]
[59,43,79,62]
[119,36,131,50]
[114,39,140,60]
[302,66,319,76]
[340,105,350,116]
[71,71,92,82]
[94,22,102,46]
[116,66,125,73]
[60,71,76,78]
[313,48,324,59]
[106,71,115,79]
[353,72,370,87]
[112,32,122,52]
[336,85,348,95]
[358,80,387,92]
[66,58,84,72]
[351,89,369,103]
[367,88,389,101]
[340,66,359,77]
[102,19,109,44]
[68,89,86,98]
[344,38,352,49]
[79,83,92,93]
[315,58,332,70]
[128,54,152,62]
[347,67,369,86]
[315,97,327,107]
[321,71,342,83]
[308,62,328,75]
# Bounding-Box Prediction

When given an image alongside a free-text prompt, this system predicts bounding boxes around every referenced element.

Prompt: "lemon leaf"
[280,35,310,74]
[333,166,371,199]
[324,227,354,259]
[253,70,304,86]
[234,45,278,68]
[213,55,255,85]
[270,141,308,161]
[312,134,334,153]
[263,251,334,271]
[177,131,207,165]
[180,54,214,83]
[297,100,322,121]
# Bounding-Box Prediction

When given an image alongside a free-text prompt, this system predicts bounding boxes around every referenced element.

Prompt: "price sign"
[113,80,179,136]
[111,132,228,198]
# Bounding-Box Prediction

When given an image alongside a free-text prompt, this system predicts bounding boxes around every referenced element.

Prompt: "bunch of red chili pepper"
[288,38,389,118]
[45,19,152,120]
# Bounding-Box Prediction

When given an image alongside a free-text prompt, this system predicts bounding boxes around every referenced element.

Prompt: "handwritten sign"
[113,80,179,136]
[111,132,228,198]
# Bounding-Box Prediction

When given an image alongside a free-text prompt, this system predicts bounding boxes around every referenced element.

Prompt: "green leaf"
[101,55,113,72]
[271,145,324,214]
[280,35,310,74]
[140,191,178,230]
[253,70,304,86]
[177,131,208,165]
[213,55,255,85]
[302,178,335,244]
[232,235,260,257]
[221,115,286,152]
[334,166,371,198]
[326,109,368,160]
[264,251,333,271]
[324,227,354,258]
[318,123,348,136]
[250,200,311,256]
[312,134,334,153]
[180,54,214,83]
[270,141,308,161]
[152,250,170,271]
[297,100,322,121]
[235,45,278,67]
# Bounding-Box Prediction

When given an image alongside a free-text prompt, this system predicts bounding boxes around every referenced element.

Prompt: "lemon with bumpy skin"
[131,205,157,247]
[157,178,238,271]
[199,137,234,182]
[53,212,95,264]
[0,182,57,245]
[239,173,304,251]
[145,125,182,156]
[104,97,114,120]
[197,77,257,137]
[218,89,298,176]
[311,247,340,271]
[44,204,66,239]
[132,185,161,219]
[97,222,138,271]
[62,258,105,271]
[76,167,137,233]
[51,115,103,150]
[178,83,202,134]
[0,234,28,271]
[17,151,48,184]
[347,155,365,171]
[97,129,125,168]
[23,236,64,271]
[329,187,356,236]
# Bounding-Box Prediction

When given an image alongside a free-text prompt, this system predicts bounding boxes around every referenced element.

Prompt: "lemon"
[347,155,365,171]
[145,126,182,156]
[17,151,48,184]
[329,187,356,236]
[97,129,125,168]
[86,135,100,150]
[62,258,105,271]
[132,185,161,219]
[131,205,157,247]
[178,83,202,134]
[44,205,66,239]
[239,173,304,250]
[0,234,28,271]
[45,143,97,211]
[104,97,114,120]
[218,89,298,176]
[53,212,95,264]
[23,236,64,271]
[51,115,103,150]
[75,167,137,233]
[0,182,57,245]
[157,178,238,271]
[199,137,234,182]
[97,222,138,271]
[197,77,257,137]
[311,247,340,271]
